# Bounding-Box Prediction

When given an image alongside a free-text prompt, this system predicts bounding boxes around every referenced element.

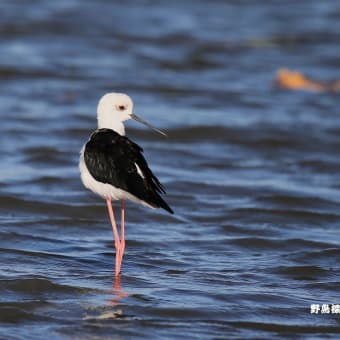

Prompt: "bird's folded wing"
[84,129,166,204]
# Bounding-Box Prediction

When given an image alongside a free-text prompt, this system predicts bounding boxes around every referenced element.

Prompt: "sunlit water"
[1,1,340,339]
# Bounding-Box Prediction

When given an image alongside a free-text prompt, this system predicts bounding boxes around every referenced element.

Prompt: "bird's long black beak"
[130,114,167,137]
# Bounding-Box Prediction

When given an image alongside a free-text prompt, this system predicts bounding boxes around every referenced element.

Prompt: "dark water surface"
[1,1,340,339]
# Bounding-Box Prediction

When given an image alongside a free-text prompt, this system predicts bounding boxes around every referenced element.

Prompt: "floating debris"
[274,68,340,92]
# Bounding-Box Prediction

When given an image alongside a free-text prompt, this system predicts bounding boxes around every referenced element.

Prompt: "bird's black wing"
[84,128,173,214]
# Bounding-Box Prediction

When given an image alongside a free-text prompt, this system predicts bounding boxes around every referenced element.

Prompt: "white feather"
[135,163,145,178]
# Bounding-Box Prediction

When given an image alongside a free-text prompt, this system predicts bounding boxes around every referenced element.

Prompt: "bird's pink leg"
[106,197,121,276]
[118,200,126,272]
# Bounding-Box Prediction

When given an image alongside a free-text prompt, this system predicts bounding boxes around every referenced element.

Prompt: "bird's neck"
[97,117,126,136]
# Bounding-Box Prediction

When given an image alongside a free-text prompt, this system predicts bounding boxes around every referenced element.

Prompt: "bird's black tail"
[159,198,174,214]
[149,192,174,214]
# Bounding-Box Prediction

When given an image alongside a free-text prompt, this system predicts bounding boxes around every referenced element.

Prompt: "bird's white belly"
[79,147,154,209]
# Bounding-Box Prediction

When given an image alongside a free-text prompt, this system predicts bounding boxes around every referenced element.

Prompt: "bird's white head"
[97,92,166,136]
[97,93,133,135]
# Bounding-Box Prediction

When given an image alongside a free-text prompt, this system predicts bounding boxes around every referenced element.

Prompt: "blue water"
[1,1,340,339]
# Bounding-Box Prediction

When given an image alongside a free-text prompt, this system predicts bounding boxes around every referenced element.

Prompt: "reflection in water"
[83,276,129,322]
[109,275,129,307]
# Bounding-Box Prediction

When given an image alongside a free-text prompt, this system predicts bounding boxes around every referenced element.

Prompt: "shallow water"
[1,0,340,339]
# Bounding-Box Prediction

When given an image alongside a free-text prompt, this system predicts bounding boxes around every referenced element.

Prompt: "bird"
[79,93,173,276]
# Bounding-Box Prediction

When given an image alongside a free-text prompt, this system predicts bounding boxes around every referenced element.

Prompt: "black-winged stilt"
[79,93,173,276]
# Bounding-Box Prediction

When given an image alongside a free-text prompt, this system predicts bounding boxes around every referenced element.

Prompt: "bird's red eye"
[116,105,126,111]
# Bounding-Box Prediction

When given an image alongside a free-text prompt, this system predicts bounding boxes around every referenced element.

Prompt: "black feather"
[84,128,173,214]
